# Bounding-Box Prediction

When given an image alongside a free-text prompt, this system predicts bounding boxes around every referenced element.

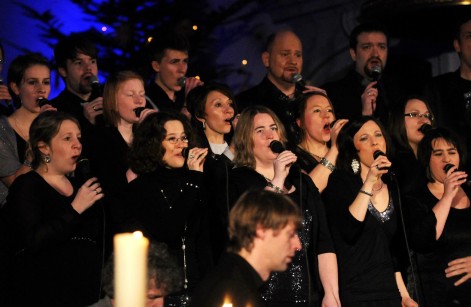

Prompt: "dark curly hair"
[128,111,195,174]
[102,242,183,298]
[336,116,391,175]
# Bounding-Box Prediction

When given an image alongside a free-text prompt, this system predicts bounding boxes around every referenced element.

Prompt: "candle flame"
[132,231,143,239]
[222,294,232,307]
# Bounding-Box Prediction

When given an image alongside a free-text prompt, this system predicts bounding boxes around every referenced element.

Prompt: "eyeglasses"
[404,112,434,121]
[164,136,189,144]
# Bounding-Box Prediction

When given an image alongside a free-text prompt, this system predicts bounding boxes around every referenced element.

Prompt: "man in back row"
[191,190,302,307]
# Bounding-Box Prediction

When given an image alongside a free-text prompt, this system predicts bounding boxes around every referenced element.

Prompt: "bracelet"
[23,160,32,168]
[359,189,373,197]
[267,181,283,194]
[320,157,335,172]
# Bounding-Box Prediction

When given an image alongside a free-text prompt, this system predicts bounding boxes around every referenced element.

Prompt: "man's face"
[263,222,301,273]
[262,31,303,87]
[350,32,388,78]
[59,52,98,97]
[152,49,188,93]
[454,20,471,70]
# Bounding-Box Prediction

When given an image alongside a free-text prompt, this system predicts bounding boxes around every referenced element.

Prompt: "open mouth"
[224,118,232,124]
[323,123,331,133]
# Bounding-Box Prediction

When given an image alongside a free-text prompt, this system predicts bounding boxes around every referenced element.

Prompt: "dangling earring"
[351,159,360,174]
[202,121,206,129]
[43,154,51,163]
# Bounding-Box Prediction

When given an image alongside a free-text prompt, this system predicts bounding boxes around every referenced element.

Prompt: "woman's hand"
[137,108,158,124]
[445,256,471,286]
[330,119,348,149]
[272,150,297,183]
[365,154,391,184]
[71,177,104,214]
[443,166,467,199]
[186,147,208,172]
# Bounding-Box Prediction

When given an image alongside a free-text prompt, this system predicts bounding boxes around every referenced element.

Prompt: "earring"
[43,154,51,163]
[351,159,360,174]
[202,121,206,129]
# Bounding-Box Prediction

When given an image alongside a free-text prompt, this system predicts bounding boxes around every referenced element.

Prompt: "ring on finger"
[188,154,195,159]
[95,189,99,195]
[376,165,379,170]
[93,106,97,111]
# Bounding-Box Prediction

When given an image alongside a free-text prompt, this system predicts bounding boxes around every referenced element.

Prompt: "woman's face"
[161,120,188,169]
[41,120,82,175]
[404,99,432,146]
[116,78,146,125]
[353,120,387,167]
[201,90,234,137]
[429,137,460,183]
[252,113,280,165]
[11,65,50,113]
[300,95,335,144]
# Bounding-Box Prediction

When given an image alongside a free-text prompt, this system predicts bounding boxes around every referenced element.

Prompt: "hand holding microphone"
[270,140,299,174]
[442,163,468,196]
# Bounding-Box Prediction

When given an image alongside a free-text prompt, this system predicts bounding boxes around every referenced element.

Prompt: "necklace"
[13,116,28,140]
[373,181,384,192]
[298,144,327,161]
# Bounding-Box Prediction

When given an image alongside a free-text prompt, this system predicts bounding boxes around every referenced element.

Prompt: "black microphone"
[75,157,93,185]
[443,163,456,174]
[292,73,306,92]
[373,150,389,171]
[370,65,382,82]
[269,140,300,173]
[37,97,49,107]
[418,123,432,134]
[89,75,102,101]
[134,107,145,117]
[182,147,191,159]
[177,77,187,87]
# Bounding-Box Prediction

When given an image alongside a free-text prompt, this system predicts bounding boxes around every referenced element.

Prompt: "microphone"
[177,77,187,87]
[89,75,102,101]
[291,73,306,92]
[75,157,93,185]
[134,107,145,117]
[443,164,456,174]
[37,97,49,107]
[373,150,389,171]
[269,140,300,172]
[370,65,382,82]
[418,123,432,134]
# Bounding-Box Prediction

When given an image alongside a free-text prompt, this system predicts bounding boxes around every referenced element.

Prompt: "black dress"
[322,170,403,306]
[403,185,471,306]
[2,171,103,307]
[122,167,212,295]
[229,166,334,306]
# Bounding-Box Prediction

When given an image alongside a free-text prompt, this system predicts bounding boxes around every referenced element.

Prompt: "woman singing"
[2,111,104,306]
[403,127,471,306]
[322,116,417,307]
[230,105,339,307]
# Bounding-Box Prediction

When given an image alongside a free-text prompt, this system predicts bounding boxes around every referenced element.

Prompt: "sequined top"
[0,116,21,206]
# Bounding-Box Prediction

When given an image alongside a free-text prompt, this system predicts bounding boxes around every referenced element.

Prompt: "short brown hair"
[228,190,302,253]
[102,70,144,127]
[233,105,288,169]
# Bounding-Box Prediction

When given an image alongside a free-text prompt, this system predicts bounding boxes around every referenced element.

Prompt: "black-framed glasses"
[164,136,189,144]
[404,112,434,121]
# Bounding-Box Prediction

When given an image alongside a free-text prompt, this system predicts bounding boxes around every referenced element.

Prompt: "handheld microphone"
[418,123,432,134]
[177,77,187,87]
[370,65,382,82]
[443,163,456,174]
[373,150,389,171]
[292,74,306,92]
[75,157,93,185]
[89,75,102,101]
[134,107,145,117]
[37,97,49,107]
[269,140,300,172]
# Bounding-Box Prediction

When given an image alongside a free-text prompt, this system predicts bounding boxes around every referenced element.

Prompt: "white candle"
[114,231,149,307]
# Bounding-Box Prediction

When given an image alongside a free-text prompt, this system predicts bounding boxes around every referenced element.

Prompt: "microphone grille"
[373,150,385,160]
[371,65,382,81]
[89,75,99,85]
[177,77,187,87]
[291,73,303,83]
[269,140,285,154]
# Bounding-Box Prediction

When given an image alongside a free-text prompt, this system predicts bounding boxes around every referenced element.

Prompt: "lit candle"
[222,294,233,307]
[114,231,149,307]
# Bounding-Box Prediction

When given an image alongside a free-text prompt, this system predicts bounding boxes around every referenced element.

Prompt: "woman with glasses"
[230,105,339,307]
[0,53,54,207]
[403,127,471,306]
[388,95,435,194]
[123,111,211,306]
